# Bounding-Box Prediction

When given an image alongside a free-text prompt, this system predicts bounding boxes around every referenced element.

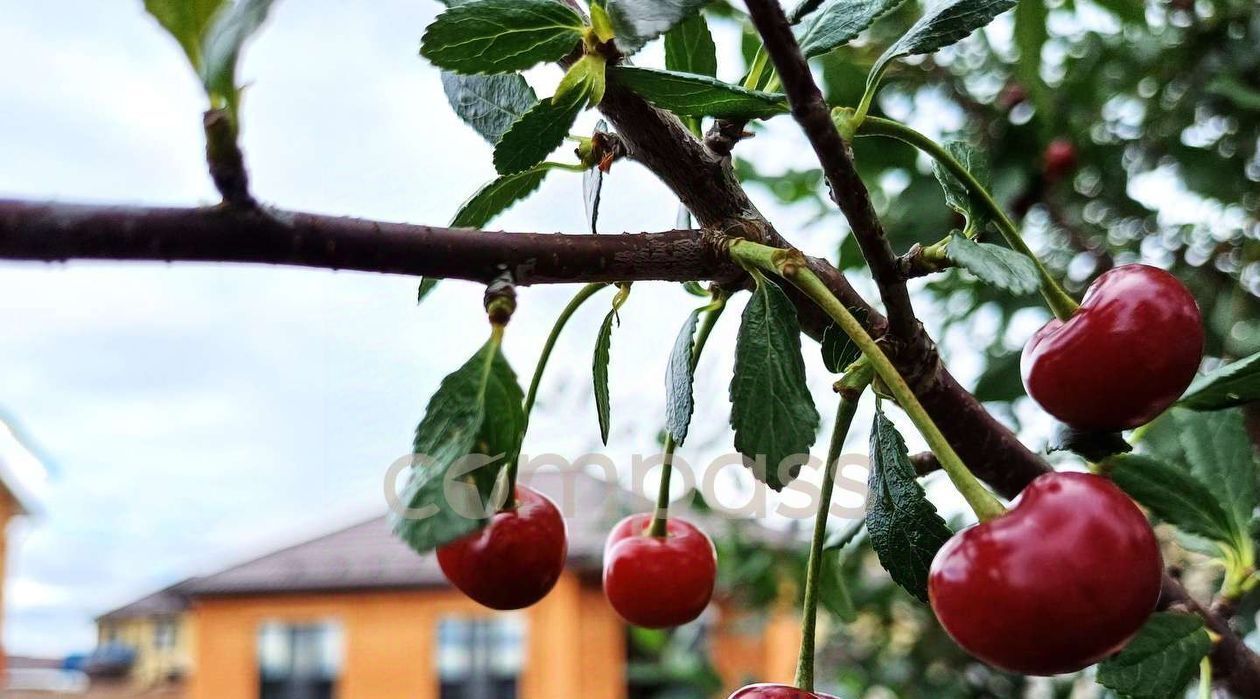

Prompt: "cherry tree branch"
[0,200,720,284]
[742,0,918,340]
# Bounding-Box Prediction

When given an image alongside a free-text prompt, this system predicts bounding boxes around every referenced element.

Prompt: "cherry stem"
[649,292,728,538]
[850,115,1080,322]
[729,240,1008,523]
[506,283,610,503]
[1200,657,1213,699]
[794,379,869,692]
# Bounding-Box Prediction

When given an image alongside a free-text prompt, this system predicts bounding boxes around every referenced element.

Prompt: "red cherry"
[728,684,841,699]
[437,486,567,610]
[1043,139,1078,182]
[929,472,1162,676]
[1021,264,1203,431]
[603,513,716,628]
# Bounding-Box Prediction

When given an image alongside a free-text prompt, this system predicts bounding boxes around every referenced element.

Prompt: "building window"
[153,618,178,650]
[436,615,525,699]
[257,620,344,699]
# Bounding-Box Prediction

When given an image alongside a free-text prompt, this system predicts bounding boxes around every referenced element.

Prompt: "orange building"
[98,471,799,699]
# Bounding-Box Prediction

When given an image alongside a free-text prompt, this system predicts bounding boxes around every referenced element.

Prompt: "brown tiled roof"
[106,470,791,608]
[97,582,194,622]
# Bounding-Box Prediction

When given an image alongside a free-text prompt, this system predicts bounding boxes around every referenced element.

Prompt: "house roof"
[97,582,193,622]
[0,416,50,515]
[101,469,793,616]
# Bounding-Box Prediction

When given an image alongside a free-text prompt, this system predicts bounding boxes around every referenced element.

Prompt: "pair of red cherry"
[438,488,717,628]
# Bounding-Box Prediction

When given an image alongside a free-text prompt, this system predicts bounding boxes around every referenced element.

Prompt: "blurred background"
[0,0,1257,696]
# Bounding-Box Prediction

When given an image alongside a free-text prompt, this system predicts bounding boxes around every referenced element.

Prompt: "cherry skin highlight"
[1021,264,1203,432]
[603,513,717,628]
[929,472,1162,676]
[437,485,567,610]
[728,684,841,699]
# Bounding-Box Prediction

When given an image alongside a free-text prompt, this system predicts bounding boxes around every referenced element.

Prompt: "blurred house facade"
[98,471,799,699]
[0,416,50,681]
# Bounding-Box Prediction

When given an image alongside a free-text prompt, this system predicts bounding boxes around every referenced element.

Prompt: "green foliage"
[865,408,953,603]
[493,97,583,174]
[582,123,608,234]
[390,337,525,553]
[944,234,1041,295]
[820,315,865,373]
[420,0,585,75]
[665,309,702,445]
[1096,613,1211,699]
[795,0,905,59]
[144,0,225,68]
[606,0,708,54]
[1160,409,1258,542]
[730,276,820,492]
[143,0,275,113]
[1109,453,1241,546]
[1179,351,1260,411]
[930,141,990,234]
[664,13,717,77]
[593,308,618,446]
[868,0,1018,87]
[440,72,538,144]
[417,277,440,304]
[609,67,789,119]
[200,0,277,110]
[451,167,550,227]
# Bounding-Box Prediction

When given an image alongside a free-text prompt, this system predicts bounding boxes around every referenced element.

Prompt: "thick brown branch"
[0,200,721,285]
[742,0,918,339]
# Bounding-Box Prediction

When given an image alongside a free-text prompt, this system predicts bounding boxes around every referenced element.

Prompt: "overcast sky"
[0,0,1049,657]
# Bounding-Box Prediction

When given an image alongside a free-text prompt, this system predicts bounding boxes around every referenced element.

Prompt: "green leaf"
[610,67,788,119]
[593,308,617,445]
[664,12,717,76]
[554,54,607,110]
[820,317,864,373]
[390,337,525,554]
[441,72,538,144]
[1011,0,1051,120]
[819,547,857,622]
[666,309,702,445]
[200,0,278,106]
[866,408,953,602]
[1096,613,1211,699]
[1179,351,1260,411]
[451,166,550,228]
[945,234,1041,295]
[869,0,1017,89]
[606,0,708,54]
[795,0,905,58]
[1109,454,1240,545]
[1172,408,1258,539]
[493,96,584,174]
[930,141,991,233]
[417,278,440,304]
[420,0,585,75]
[730,276,820,491]
[144,0,226,68]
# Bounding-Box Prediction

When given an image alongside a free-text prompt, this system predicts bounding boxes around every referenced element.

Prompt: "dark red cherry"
[603,513,716,628]
[929,472,1162,676]
[1021,264,1203,431]
[437,485,567,610]
[1043,139,1078,182]
[728,684,841,699]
